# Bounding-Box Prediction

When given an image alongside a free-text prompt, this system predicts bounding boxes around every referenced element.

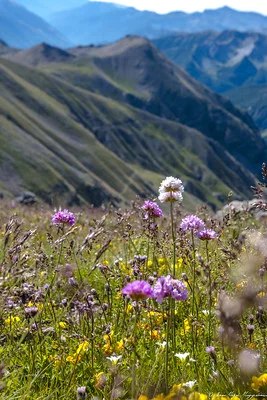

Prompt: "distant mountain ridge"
[1,36,265,208]
[153,30,267,128]
[46,3,267,46]
[0,0,70,48]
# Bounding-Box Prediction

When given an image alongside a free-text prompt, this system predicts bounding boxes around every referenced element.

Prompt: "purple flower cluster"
[180,215,217,241]
[195,228,217,240]
[52,209,75,226]
[122,280,154,301]
[142,200,163,219]
[180,215,205,232]
[122,277,188,303]
[153,275,188,303]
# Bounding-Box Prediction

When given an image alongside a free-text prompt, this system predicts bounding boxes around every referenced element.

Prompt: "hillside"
[153,31,267,93]
[47,4,267,46]
[153,30,267,129]
[0,0,70,48]
[226,84,267,129]
[0,37,265,207]
[29,36,264,170]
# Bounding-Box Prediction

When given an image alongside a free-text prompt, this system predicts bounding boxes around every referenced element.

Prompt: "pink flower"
[122,280,153,301]
[52,209,75,226]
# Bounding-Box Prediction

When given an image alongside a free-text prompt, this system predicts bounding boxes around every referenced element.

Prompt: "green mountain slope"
[0,56,257,208]
[19,36,263,171]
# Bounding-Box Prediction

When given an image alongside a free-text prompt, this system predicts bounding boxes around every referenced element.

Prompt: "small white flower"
[157,341,167,348]
[106,355,122,365]
[174,352,190,361]
[158,176,184,203]
[202,310,210,315]
[183,380,197,388]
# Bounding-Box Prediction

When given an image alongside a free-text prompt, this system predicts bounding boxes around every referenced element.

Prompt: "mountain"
[0,0,70,49]
[0,40,18,56]
[153,30,267,129]
[15,0,87,18]
[8,43,75,67]
[1,36,265,208]
[153,31,267,93]
[226,84,267,130]
[47,3,267,46]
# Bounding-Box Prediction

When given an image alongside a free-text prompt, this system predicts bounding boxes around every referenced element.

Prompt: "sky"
[94,0,267,15]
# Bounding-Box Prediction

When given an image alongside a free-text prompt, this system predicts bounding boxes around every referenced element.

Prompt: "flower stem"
[170,202,176,277]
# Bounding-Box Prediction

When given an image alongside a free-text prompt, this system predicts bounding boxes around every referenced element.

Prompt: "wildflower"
[153,275,188,303]
[189,393,208,400]
[24,306,39,318]
[180,215,205,232]
[247,324,255,335]
[142,200,163,219]
[183,380,197,388]
[238,349,260,375]
[251,373,267,391]
[122,280,153,301]
[206,346,217,362]
[174,352,190,361]
[77,386,87,399]
[5,315,20,325]
[52,209,75,226]
[195,228,217,240]
[158,176,184,203]
[106,355,122,364]
[95,372,107,389]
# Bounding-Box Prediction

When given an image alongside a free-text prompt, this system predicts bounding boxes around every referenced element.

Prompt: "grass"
[0,177,266,399]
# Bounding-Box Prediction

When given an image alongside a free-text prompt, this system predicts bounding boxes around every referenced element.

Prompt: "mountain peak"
[5,43,74,66]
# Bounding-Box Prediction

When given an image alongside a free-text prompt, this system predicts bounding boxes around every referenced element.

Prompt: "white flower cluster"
[158,176,184,203]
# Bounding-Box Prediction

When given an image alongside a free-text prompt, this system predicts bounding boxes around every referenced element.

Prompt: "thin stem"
[170,202,176,277]
[206,241,212,347]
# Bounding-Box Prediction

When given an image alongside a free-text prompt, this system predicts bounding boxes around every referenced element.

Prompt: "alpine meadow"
[1,1,267,400]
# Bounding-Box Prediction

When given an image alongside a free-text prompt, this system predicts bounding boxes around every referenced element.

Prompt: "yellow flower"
[147,260,153,267]
[152,394,165,400]
[138,396,149,400]
[59,321,67,329]
[181,318,190,335]
[211,395,229,400]
[115,339,124,352]
[251,373,267,391]
[189,393,208,400]
[66,354,81,363]
[76,341,89,354]
[95,372,107,389]
[5,315,20,325]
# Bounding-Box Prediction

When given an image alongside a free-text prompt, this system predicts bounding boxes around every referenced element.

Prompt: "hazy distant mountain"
[2,36,265,207]
[15,0,87,17]
[0,0,70,48]
[153,30,267,128]
[47,3,267,46]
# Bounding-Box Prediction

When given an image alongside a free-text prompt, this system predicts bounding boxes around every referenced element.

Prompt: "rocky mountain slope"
[1,37,265,207]
[153,30,267,129]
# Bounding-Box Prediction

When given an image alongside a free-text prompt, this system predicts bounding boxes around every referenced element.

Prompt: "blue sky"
[93,0,267,15]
